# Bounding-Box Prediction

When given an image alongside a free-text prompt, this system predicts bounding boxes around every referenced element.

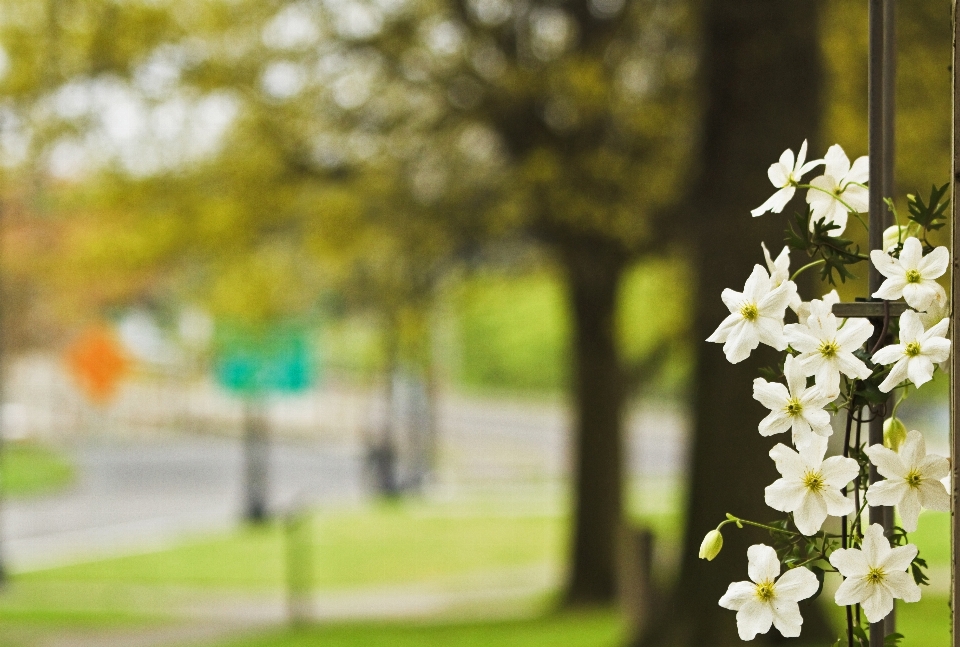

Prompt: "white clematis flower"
[751,140,822,217]
[830,523,922,623]
[792,290,840,327]
[761,243,802,312]
[805,144,869,234]
[753,355,834,448]
[719,544,820,641]
[765,438,858,535]
[871,237,948,311]
[871,311,950,392]
[882,224,909,253]
[918,289,950,330]
[865,430,950,532]
[784,311,874,397]
[707,265,797,364]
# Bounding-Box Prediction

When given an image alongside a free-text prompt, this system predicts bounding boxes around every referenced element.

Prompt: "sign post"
[214,325,316,523]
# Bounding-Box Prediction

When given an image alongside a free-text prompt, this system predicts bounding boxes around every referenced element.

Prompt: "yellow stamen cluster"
[740,303,759,321]
[755,582,775,601]
[904,342,922,357]
[867,567,885,584]
[905,269,922,284]
[818,340,839,358]
[905,469,923,488]
[785,398,803,417]
[803,470,825,492]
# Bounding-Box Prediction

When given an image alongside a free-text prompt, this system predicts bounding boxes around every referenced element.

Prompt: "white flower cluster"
[751,142,868,234]
[703,142,952,642]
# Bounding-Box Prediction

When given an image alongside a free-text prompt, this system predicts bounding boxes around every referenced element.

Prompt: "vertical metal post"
[950,5,960,647]
[243,397,269,523]
[869,0,896,644]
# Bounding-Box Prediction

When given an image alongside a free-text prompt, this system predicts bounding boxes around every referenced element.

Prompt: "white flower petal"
[917,454,950,480]
[765,478,807,513]
[769,443,805,479]
[747,544,781,584]
[900,431,926,468]
[784,355,806,397]
[736,599,774,641]
[861,524,890,566]
[770,598,803,638]
[860,585,894,624]
[753,378,789,409]
[821,486,855,517]
[872,344,905,366]
[883,570,921,603]
[899,237,923,269]
[752,187,794,217]
[916,245,948,279]
[836,318,874,349]
[880,544,918,573]
[918,478,950,512]
[845,155,869,184]
[922,337,951,363]
[898,488,921,532]
[873,278,908,302]
[866,479,909,507]
[830,548,870,578]
[774,567,819,602]
[719,580,759,611]
[759,410,794,437]
[756,316,788,351]
[878,358,910,393]
[906,356,935,388]
[871,250,903,280]
[724,321,760,364]
[792,491,828,535]
[823,144,851,179]
[834,574,869,606]
[820,456,859,488]
[864,444,907,479]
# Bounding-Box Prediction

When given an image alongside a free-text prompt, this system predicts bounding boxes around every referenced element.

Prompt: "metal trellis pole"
[868,0,896,644]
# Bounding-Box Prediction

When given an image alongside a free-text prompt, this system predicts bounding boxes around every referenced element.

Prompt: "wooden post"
[950,4,960,647]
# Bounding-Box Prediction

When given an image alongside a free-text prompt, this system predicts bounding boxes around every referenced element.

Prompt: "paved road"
[0,394,687,573]
[2,436,366,572]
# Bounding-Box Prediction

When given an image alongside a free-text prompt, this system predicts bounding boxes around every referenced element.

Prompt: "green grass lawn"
[210,611,624,647]
[24,499,567,590]
[3,441,73,497]
[8,495,950,647]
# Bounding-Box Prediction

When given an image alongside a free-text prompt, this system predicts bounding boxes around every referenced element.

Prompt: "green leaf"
[757,365,781,382]
[884,632,905,647]
[911,555,930,586]
[907,184,949,234]
[853,625,869,645]
[785,210,864,286]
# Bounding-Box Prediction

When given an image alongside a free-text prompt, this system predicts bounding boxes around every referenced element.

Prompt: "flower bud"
[884,417,908,451]
[882,225,907,252]
[698,529,723,561]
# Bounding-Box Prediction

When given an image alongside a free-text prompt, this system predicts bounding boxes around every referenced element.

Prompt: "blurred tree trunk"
[560,237,628,605]
[637,1,834,644]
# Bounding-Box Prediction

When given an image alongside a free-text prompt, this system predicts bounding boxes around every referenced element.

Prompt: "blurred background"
[0,1,952,646]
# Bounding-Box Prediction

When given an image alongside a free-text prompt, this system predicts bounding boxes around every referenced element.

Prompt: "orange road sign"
[65,326,130,403]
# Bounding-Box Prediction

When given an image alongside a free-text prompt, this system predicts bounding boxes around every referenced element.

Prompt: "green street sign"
[214,325,316,395]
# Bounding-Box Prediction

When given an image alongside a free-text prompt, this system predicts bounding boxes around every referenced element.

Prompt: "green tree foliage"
[0,0,701,604]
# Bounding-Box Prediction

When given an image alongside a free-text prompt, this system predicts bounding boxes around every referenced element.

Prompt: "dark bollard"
[243,398,269,523]
[618,526,656,641]
[284,504,314,626]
